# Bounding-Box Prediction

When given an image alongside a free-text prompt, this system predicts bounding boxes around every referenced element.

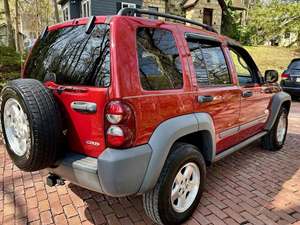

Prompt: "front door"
[228,46,270,141]
[184,35,241,153]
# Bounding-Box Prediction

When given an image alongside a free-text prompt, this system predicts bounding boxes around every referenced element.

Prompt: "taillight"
[105,101,135,148]
[281,73,289,79]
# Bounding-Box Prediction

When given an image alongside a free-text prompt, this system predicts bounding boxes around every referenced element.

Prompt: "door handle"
[71,101,97,113]
[242,91,253,98]
[198,95,214,103]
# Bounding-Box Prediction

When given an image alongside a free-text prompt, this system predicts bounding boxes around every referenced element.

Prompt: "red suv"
[0,8,291,225]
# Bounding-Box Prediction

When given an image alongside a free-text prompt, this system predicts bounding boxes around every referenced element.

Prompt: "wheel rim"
[276,111,287,144]
[171,162,200,213]
[3,98,31,156]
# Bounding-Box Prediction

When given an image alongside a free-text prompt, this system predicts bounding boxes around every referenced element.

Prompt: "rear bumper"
[282,86,300,96]
[48,144,152,197]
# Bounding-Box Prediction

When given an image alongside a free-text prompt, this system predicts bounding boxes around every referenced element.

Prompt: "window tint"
[188,41,231,86]
[229,49,254,85]
[137,28,183,90]
[25,24,110,87]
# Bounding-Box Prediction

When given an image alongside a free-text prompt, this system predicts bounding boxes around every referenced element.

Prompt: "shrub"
[0,46,22,92]
[0,46,22,73]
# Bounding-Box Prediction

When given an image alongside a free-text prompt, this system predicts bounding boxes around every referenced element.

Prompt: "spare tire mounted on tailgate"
[0,79,62,171]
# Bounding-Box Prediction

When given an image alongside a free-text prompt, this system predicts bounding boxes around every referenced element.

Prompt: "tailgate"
[50,86,108,157]
[23,22,111,157]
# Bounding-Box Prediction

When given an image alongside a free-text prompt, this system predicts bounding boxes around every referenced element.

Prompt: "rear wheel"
[1,79,63,171]
[262,107,288,151]
[143,143,206,225]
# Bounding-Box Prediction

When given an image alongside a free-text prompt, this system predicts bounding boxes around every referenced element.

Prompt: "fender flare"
[138,113,216,193]
[265,91,291,131]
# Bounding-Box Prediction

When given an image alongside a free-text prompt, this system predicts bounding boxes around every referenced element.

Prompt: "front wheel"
[143,143,206,225]
[262,107,288,151]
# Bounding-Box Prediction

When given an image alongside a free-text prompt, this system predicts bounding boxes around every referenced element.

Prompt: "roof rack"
[117,8,218,34]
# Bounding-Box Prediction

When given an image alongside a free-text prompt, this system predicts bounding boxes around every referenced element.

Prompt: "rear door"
[24,23,111,157]
[228,46,270,141]
[184,33,241,153]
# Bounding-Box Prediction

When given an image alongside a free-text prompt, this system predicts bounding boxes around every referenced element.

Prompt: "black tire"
[262,107,288,151]
[0,79,62,171]
[143,142,206,225]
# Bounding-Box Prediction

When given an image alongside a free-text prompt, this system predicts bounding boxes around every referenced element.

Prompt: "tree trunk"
[52,0,60,23]
[34,0,40,38]
[297,31,300,48]
[15,0,21,52]
[3,0,16,49]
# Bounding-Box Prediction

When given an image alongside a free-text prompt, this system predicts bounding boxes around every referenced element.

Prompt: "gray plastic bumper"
[48,144,152,197]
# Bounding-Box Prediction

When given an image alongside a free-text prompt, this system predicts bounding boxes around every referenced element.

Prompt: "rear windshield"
[24,24,110,87]
[290,60,300,69]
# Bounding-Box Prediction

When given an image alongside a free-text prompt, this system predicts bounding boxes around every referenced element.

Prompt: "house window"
[148,6,158,19]
[62,3,70,21]
[81,0,91,17]
[203,8,213,26]
[121,2,136,9]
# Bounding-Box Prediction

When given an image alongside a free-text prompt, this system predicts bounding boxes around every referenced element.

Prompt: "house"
[57,0,246,34]
[182,0,224,32]
[58,0,166,21]
[265,32,298,47]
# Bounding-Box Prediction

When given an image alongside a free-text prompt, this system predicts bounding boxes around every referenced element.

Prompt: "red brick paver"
[0,102,300,225]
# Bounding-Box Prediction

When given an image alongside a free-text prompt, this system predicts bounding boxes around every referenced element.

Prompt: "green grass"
[244,46,300,74]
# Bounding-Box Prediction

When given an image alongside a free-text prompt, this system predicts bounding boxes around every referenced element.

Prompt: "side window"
[229,49,254,85]
[137,28,183,90]
[188,42,209,85]
[188,41,231,86]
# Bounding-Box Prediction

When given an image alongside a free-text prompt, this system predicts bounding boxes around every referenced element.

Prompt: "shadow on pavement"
[0,115,299,225]
[66,132,300,225]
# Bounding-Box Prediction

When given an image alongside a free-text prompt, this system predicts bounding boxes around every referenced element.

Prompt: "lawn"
[244,46,300,75]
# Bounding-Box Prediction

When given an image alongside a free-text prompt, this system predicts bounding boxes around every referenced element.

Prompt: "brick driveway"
[1,103,300,225]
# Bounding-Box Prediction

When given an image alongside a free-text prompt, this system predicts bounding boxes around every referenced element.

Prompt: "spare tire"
[0,79,62,171]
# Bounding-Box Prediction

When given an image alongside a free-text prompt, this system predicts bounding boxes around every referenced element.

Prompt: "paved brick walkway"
[1,102,300,225]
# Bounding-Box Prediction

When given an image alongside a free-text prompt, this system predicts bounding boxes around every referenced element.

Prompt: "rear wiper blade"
[40,26,49,41]
[86,16,96,34]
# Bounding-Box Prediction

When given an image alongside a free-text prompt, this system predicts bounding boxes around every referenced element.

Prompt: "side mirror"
[265,70,279,83]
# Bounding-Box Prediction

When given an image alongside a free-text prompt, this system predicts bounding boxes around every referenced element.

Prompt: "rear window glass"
[290,60,300,69]
[24,24,110,87]
[136,28,183,90]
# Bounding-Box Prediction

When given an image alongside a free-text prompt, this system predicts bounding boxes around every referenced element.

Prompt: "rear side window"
[188,41,231,86]
[136,28,183,90]
[25,24,110,87]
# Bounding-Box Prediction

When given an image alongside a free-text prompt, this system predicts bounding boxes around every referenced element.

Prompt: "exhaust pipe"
[46,173,65,187]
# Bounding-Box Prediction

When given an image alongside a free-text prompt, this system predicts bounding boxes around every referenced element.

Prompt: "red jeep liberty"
[0,8,291,225]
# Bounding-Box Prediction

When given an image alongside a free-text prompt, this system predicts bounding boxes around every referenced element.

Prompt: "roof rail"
[117,8,218,33]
